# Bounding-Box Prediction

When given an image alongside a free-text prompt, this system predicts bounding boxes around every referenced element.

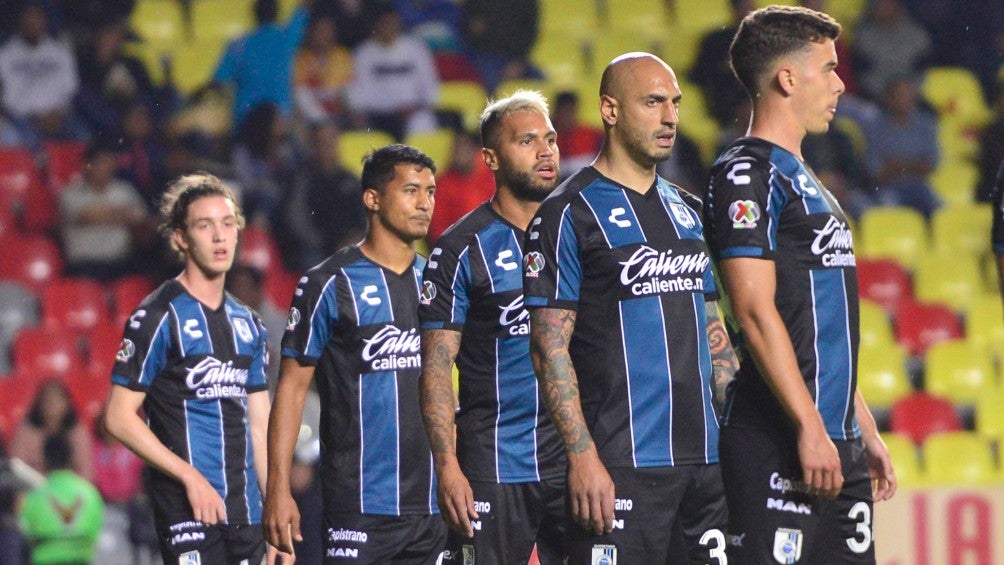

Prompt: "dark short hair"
[360,144,436,193]
[729,5,841,96]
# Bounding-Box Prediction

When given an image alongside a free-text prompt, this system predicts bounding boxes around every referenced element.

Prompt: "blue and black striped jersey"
[282,245,437,516]
[705,136,861,441]
[419,202,565,484]
[523,167,720,469]
[111,279,269,526]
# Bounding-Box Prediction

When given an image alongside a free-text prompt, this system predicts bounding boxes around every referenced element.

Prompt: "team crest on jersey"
[462,544,475,564]
[524,251,545,277]
[178,550,201,565]
[233,317,253,343]
[591,544,616,565]
[420,280,437,305]
[116,339,135,362]
[286,307,301,331]
[772,527,803,564]
[729,200,761,228]
[670,202,696,229]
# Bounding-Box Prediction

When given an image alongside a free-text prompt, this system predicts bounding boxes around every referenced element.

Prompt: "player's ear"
[171,228,189,252]
[776,66,796,96]
[599,94,618,127]
[362,187,380,212]
[482,147,499,171]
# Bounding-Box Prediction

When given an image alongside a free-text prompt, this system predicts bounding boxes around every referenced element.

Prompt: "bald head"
[599,52,673,100]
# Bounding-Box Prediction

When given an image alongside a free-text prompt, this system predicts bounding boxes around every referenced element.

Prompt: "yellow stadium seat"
[338,130,396,176]
[922,431,1000,486]
[540,0,598,43]
[437,81,490,132]
[924,340,995,406]
[660,26,706,76]
[931,201,991,256]
[191,0,255,42]
[586,29,666,83]
[859,299,896,349]
[913,252,983,312]
[603,0,670,32]
[494,78,553,100]
[404,129,456,172]
[858,206,928,270]
[857,342,911,410]
[668,0,732,34]
[131,0,185,47]
[964,293,1004,358]
[922,67,992,129]
[984,253,1001,294]
[823,0,867,39]
[531,36,589,89]
[881,432,921,488]
[928,158,979,206]
[170,39,228,95]
[975,385,1004,444]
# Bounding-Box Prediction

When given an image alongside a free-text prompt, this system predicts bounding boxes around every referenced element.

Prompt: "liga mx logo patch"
[524,251,545,277]
[773,527,803,563]
[591,544,616,565]
[420,281,437,305]
[116,339,135,362]
[286,307,301,331]
[729,199,760,229]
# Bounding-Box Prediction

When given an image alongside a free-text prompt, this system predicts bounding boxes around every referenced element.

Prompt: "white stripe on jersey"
[494,340,502,482]
[622,195,648,240]
[240,398,251,522]
[840,270,854,440]
[380,269,394,316]
[197,303,213,354]
[184,399,193,465]
[450,247,469,324]
[655,186,682,240]
[554,203,573,301]
[358,383,365,513]
[656,298,675,466]
[692,295,711,462]
[532,366,541,481]
[218,400,228,505]
[170,303,185,357]
[580,195,613,249]
[767,165,780,250]
[306,274,339,356]
[139,312,170,386]
[617,302,638,468]
[474,234,496,294]
[810,271,822,413]
[393,373,401,515]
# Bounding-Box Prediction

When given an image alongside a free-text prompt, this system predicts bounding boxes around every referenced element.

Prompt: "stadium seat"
[191,0,254,42]
[0,371,39,442]
[912,252,983,312]
[41,278,111,334]
[928,159,980,207]
[65,365,111,426]
[922,431,1001,486]
[931,201,992,257]
[85,324,124,377]
[857,342,911,410]
[0,147,42,202]
[338,130,396,176]
[964,293,1004,357]
[109,275,156,326]
[265,268,300,311]
[983,253,1000,294]
[130,0,185,47]
[530,35,588,90]
[856,258,913,316]
[889,392,963,446]
[975,385,1004,444]
[858,206,927,270]
[238,225,283,277]
[0,281,39,342]
[169,38,229,96]
[11,326,84,378]
[880,432,921,488]
[668,0,732,34]
[493,78,553,99]
[602,0,669,33]
[894,300,963,357]
[0,234,64,290]
[437,81,491,133]
[921,67,992,129]
[404,129,456,172]
[924,339,995,407]
[539,0,598,40]
[42,140,86,192]
[859,299,896,349]
[586,29,665,82]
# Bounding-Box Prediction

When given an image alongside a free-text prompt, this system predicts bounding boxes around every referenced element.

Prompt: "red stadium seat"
[856,258,913,316]
[20,180,58,232]
[265,268,301,311]
[0,371,38,441]
[85,323,124,377]
[109,274,156,326]
[238,226,282,276]
[0,234,64,289]
[65,365,112,425]
[11,326,84,378]
[42,140,86,192]
[894,301,963,357]
[42,278,111,334]
[0,147,42,201]
[889,391,963,445]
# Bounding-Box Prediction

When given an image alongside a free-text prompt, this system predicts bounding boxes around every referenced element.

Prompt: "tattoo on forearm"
[419,330,462,458]
[706,302,738,413]
[530,308,594,454]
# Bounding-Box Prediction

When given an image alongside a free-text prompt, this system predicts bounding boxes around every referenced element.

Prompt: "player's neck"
[359,227,416,274]
[491,187,541,232]
[592,143,656,194]
[177,265,226,310]
[748,104,806,160]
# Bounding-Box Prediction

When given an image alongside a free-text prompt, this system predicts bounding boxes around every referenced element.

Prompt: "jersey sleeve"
[706,156,785,260]
[247,315,269,392]
[281,272,339,365]
[419,240,472,332]
[110,306,171,391]
[523,198,582,310]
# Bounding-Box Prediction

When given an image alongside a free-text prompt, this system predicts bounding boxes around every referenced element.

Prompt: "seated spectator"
[851,0,931,101]
[230,103,297,226]
[312,0,376,50]
[114,102,167,210]
[427,129,494,243]
[347,5,440,140]
[0,3,87,150]
[552,91,602,180]
[10,380,93,482]
[59,142,152,281]
[293,15,354,125]
[18,434,103,565]
[461,0,542,93]
[688,0,756,128]
[277,121,365,271]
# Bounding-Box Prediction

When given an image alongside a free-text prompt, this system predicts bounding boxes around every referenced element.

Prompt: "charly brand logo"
[523,251,545,277]
[498,295,529,336]
[420,281,437,305]
[811,216,855,267]
[619,246,708,297]
[729,200,760,229]
[495,249,519,271]
[608,207,632,228]
[361,325,421,371]
[185,357,249,399]
[360,284,382,306]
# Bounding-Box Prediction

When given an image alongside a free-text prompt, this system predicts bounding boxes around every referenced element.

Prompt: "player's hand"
[263,488,303,554]
[266,542,295,564]
[436,462,478,537]
[797,424,843,499]
[862,433,897,501]
[567,450,615,536]
[182,468,227,524]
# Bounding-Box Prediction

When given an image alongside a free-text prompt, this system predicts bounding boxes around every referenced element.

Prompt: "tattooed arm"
[419,328,477,537]
[706,301,738,416]
[530,307,614,536]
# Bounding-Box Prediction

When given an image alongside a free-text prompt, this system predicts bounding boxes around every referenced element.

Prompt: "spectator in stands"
[231,102,297,226]
[688,0,756,128]
[18,434,103,565]
[851,0,931,101]
[426,129,494,243]
[277,121,365,271]
[859,74,941,217]
[114,102,166,210]
[10,380,93,482]
[59,142,152,280]
[347,5,440,140]
[210,0,312,126]
[293,15,354,125]
[552,91,603,180]
[225,265,286,387]
[0,3,85,151]
[312,0,375,50]
[461,0,542,93]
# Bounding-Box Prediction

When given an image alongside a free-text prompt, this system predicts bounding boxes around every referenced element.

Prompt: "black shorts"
[720,425,875,564]
[323,513,447,564]
[156,519,264,565]
[566,465,728,565]
[441,477,566,564]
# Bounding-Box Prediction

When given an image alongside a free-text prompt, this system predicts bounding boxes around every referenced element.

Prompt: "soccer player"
[703,6,897,564]
[104,173,286,564]
[523,52,736,564]
[419,91,566,563]
[264,144,446,563]
[993,159,1004,316]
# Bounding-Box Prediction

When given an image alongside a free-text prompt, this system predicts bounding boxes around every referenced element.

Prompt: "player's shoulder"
[709,136,773,175]
[130,279,185,318]
[538,167,603,215]
[303,245,365,282]
[434,203,497,252]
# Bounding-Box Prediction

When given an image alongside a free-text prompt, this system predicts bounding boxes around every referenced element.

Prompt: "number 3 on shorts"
[700,528,727,564]
[846,502,872,554]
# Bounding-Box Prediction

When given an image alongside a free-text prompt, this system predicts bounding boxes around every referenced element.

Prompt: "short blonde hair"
[479,90,551,149]
[159,172,245,254]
